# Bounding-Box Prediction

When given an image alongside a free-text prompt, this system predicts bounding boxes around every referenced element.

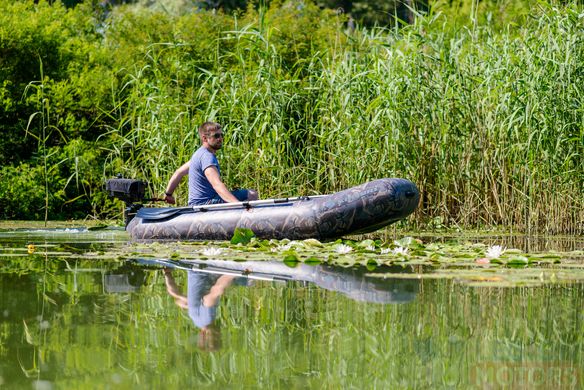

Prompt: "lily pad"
[506,256,529,266]
[394,236,424,249]
[230,228,256,245]
[304,256,322,265]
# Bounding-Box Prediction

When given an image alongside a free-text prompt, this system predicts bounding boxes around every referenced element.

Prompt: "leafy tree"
[316,0,428,26]
[63,0,428,26]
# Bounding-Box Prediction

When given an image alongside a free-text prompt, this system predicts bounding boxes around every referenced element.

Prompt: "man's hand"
[164,194,176,204]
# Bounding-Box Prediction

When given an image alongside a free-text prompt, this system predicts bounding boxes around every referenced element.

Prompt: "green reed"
[23,60,60,227]
[103,2,583,234]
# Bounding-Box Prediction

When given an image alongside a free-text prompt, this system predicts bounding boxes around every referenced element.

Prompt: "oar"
[132,257,291,282]
[136,195,327,221]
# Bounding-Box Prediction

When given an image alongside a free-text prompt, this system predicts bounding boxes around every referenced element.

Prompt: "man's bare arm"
[164,161,190,204]
[204,166,239,203]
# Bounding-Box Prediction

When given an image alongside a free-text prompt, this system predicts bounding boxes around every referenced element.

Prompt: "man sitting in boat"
[163,121,258,205]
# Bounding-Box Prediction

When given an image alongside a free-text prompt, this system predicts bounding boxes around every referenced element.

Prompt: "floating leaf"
[302,239,323,248]
[358,239,376,248]
[283,257,299,266]
[410,250,427,257]
[282,250,300,264]
[506,256,529,266]
[394,237,424,249]
[366,263,377,271]
[230,228,256,245]
[283,259,299,268]
[304,256,322,265]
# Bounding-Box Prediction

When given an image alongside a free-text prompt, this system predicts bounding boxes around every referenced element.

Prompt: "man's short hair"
[198,122,221,138]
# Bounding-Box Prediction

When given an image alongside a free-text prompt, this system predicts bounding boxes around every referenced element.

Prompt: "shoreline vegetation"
[0,0,582,234]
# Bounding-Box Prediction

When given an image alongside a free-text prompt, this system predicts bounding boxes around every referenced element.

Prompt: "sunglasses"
[209,132,224,139]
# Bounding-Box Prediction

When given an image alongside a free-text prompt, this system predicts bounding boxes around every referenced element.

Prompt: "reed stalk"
[24,60,51,226]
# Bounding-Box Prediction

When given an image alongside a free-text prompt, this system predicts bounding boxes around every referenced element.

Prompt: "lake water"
[0,226,582,389]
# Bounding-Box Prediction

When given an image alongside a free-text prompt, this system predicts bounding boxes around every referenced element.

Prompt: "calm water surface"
[0,227,582,389]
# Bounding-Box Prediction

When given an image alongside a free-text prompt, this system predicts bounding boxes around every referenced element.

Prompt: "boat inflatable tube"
[126,178,419,241]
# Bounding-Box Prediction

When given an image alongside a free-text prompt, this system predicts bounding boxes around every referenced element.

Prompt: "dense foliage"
[0,0,582,233]
[61,0,429,27]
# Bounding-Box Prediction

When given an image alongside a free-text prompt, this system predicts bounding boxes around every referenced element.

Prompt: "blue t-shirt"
[187,271,248,328]
[188,146,220,205]
[187,271,220,328]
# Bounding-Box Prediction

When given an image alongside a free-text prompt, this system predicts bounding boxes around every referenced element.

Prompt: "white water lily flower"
[392,246,409,256]
[365,244,376,252]
[202,247,223,256]
[335,244,353,254]
[486,245,505,259]
[380,248,392,255]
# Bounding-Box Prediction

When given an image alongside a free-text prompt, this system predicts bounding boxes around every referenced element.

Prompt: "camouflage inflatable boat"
[106,177,419,241]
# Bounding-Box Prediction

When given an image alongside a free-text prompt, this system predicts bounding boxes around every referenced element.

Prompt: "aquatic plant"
[391,246,409,257]
[486,245,505,259]
[334,244,353,254]
[201,247,224,257]
[4,223,582,288]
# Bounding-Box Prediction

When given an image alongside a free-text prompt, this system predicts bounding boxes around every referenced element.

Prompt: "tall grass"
[102,2,583,234]
[24,60,58,226]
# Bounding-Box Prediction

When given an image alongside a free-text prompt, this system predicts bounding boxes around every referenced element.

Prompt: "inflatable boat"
[106,177,419,241]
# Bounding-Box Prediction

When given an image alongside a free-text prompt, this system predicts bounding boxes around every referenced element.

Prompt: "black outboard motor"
[106,176,154,225]
[106,177,147,203]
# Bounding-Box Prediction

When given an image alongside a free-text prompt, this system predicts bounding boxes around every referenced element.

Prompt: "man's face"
[205,130,224,151]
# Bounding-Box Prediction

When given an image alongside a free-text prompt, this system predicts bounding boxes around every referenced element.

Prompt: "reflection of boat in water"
[133,258,419,304]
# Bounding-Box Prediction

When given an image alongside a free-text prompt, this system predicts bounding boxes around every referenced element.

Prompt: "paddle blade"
[136,207,188,221]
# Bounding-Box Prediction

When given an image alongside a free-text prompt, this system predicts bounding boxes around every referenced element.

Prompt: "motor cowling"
[106,178,147,204]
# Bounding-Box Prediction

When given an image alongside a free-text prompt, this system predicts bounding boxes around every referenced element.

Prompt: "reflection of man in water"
[163,269,241,351]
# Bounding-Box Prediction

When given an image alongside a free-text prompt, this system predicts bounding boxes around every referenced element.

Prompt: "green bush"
[0,163,47,219]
